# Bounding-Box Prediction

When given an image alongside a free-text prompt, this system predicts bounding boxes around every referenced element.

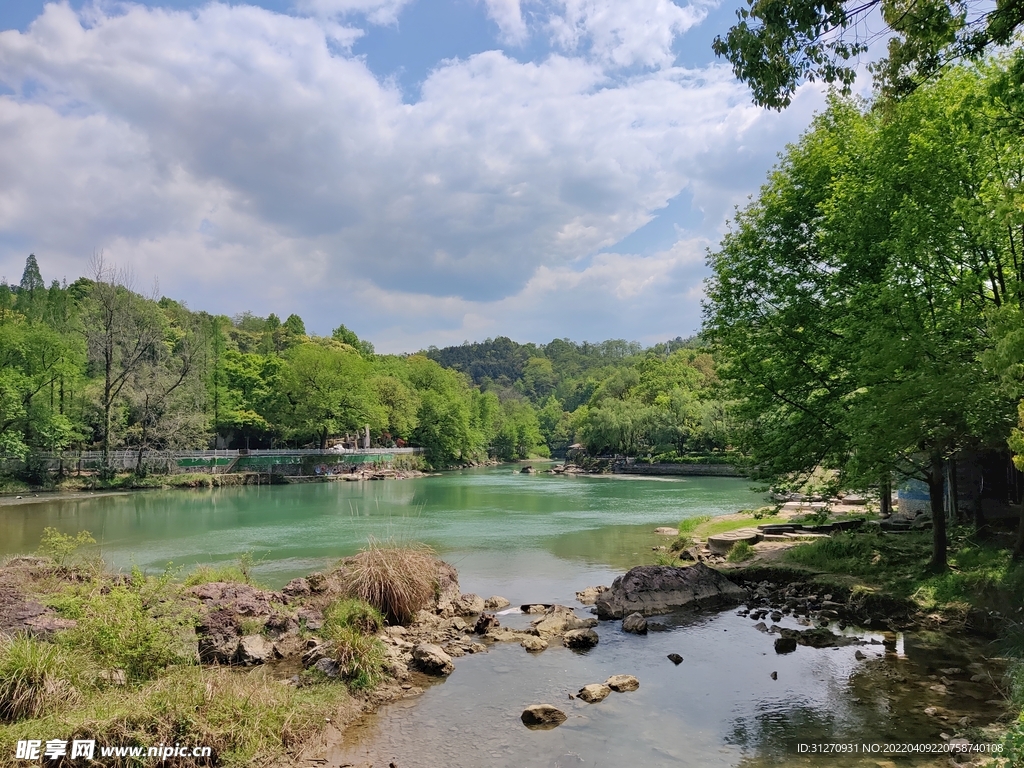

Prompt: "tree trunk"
[927,456,948,571]
[1014,504,1024,561]
[880,474,892,517]
[320,428,328,451]
[947,457,960,522]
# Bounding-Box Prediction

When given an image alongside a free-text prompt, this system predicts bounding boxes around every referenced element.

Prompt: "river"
[0,468,1003,766]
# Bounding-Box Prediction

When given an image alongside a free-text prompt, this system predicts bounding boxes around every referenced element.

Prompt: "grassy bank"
[0,534,446,767]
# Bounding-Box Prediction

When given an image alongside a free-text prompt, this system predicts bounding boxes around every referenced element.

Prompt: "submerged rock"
[622,612,648,634]
[521,636,549,652]
[521,704,567,729]
[578,683,611,703]
[532,605,597,638]
[563,628,599,649]
[595,563,746,619]
[605,674,639,692]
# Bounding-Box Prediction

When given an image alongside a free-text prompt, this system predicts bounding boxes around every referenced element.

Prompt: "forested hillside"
[0,258,730,470]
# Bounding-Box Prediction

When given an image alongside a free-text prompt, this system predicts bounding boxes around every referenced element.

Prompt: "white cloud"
[483,0,529,44]
[294,0,411,25]
[0,1,824,347]
[546,0,713,68]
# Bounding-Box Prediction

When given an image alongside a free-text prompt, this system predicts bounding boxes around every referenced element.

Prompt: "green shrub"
[727,541,755,562]
[669,534,692,553]
[323,599,384,636]
[37,528,96,566]
[785,533,874,571]
[326,627,388,691]
[0,635,92,722]
[59,585,194,683]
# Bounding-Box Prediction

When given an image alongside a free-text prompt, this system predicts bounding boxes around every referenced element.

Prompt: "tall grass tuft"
[727,541,755,562]
[323,598,384,636]
[0,635,91,722]
[341,539,438,625]
[678,515,711,535]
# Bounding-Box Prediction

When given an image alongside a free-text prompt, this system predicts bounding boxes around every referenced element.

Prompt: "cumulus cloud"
[483,0,529,44]
[546,0,713,68]
[0,1,824,347]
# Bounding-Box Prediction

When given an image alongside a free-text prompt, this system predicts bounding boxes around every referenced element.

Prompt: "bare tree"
[81,255,164,470]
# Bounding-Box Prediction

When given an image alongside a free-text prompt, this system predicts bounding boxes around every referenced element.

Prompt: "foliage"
[714,0,1024,108]
[36,527,96,566]
[339,540,438,625]
[58,583,195,683]
[0,635,91,722]
[322,598,384,636]
[324,627,388,691]
[726,541,755,562]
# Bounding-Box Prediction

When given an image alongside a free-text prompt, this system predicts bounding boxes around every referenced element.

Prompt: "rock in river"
[774,637,798,654]
[484,596,511,610]
[578,684,611,703]
[563,628,599,649]
[521,704,567,729]
[622,612,648,634]
[605,674,639,692]
[412,643,455,676]
[595,563,746,619]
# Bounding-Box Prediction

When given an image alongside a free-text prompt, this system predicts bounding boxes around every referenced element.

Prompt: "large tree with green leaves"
[706,68,1021,569]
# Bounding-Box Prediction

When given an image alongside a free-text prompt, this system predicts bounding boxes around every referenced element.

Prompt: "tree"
[280,341,382,449]
[705,75,1020,569]
[80,257,166,468]
[332,323,375,356]
[714,0,1024,108]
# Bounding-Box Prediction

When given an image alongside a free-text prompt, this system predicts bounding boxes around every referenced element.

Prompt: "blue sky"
[0,0,826,351]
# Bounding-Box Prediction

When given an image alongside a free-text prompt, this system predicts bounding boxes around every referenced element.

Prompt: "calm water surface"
[0,469,999,766]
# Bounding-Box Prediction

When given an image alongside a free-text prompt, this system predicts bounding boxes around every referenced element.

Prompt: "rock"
[774,637,798,654]
[532,605,597,638]
[647,622,669,632]
[622,612,648,634]
[521,636,549,652]
[296,608,323,631]
[855,650,866,660]
[474,613,499,634]
[605,674,639,692]
[282,577,310,599]
[753,622,769,633]
[305,572,327,593]
[655,527,679,536]
[412,643,455,676]
[563,628,599,649]
[447,616,468,632]
[521,466,536,474]
[312,658,340,678]
[770,612,783,623]
[770,671,778,680]
[577,684,611,703]
[432,561,461,616]
[595,563,746,619]
[667,653,683,665]
[236,634,276,665]
[484,596,510,610]
[454,593,486,616]
[707,528,761,555]
[575,586,608,605]
[522,604,550,614]
[521,704,567,729]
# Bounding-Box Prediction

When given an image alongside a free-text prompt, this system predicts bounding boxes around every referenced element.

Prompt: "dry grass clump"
[341,539,438,625]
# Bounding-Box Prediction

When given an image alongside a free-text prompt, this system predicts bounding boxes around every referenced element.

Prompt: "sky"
[0,0,829,353]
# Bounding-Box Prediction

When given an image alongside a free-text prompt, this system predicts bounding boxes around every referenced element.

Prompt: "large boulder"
[412,643,454,676]
[595,563,746,619]
[484,596,511,610]
[521,704,567,729]
[454,593,486,616]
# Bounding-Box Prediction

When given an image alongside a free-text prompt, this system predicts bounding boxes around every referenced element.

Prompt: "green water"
[0,469,1001,766]
[0,468,763,596]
